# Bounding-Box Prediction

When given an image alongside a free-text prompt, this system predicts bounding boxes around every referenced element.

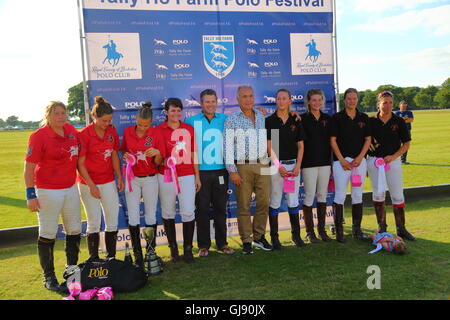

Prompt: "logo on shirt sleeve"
[26,146,33,157]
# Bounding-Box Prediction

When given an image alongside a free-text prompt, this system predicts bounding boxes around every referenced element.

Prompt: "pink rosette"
[97,287,114,300]
[79,288,99,300]
[123,153,136,192]
[166,156,181,194]
[68,280,82,297]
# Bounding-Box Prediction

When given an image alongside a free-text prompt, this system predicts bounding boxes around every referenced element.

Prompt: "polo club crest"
[203,35,235,79]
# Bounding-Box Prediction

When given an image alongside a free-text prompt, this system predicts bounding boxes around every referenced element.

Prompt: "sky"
[0,0,449,121]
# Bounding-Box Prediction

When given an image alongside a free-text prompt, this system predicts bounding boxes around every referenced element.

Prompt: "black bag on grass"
[62,258,147,293]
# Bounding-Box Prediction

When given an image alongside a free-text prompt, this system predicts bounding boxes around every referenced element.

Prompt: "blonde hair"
[393,241,408,255]
[305,88,325,112]
[40,101,66,127]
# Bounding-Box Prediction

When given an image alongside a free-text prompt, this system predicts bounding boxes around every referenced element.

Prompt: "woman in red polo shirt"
[24,101,82,292]
[77,96,124,260]
[157,98,201,263]
[121,102,165,268]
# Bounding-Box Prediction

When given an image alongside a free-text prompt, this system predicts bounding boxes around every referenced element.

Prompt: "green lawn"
[1,197,449,300]
[1,110,449,229]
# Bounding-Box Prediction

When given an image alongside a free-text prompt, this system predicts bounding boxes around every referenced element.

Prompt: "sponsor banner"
[82,0,332,13]
[77,2,337,238]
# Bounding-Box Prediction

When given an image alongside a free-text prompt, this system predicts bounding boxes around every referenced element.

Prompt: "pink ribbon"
[374,158,390,193]
[123,154,136,193]
[374,158,391,171]
[166,156,181,195]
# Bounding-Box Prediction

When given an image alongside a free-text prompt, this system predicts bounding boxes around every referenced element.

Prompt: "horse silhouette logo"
[102,40,123,67]
[203,35,235,79]
[305,38,321,63]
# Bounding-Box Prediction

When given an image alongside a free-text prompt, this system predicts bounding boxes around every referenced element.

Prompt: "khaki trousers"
[236,163,270,244]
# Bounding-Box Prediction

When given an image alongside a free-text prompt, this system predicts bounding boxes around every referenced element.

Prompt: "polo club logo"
[305,38,321,63]
[102,39,123,67]
[203,35,235,79]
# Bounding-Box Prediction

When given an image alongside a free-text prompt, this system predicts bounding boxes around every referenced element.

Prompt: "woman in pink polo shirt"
[77,96,124,260]
[24,101,82,292]
[121,102,165,268]
[157,98,201,263]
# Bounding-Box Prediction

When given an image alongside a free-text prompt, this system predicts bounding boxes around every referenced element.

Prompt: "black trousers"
[195,169,229,250]
[401,129,411,162]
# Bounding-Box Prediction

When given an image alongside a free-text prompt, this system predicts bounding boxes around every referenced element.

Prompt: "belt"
[135,174,156,178]
[280,160,296,165]
[234,159,261,164]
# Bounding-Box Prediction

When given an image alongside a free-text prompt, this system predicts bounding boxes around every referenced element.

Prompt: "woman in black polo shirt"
[300,88,332,243]
[367,91,415,241]
[266,89,306,249]
[330,88,371,242]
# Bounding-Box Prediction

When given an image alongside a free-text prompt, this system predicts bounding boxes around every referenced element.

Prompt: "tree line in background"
[1,77,449,128]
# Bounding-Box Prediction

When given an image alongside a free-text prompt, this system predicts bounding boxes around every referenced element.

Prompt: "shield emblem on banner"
[203,35,235,79]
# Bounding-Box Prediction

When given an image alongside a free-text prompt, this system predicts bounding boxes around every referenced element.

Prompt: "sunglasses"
[378,91,393,98]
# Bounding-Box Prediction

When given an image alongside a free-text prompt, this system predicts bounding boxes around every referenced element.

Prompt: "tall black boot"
[37,237,60,292]
[65,234,81,266]
[316,202,332,242]
[288,209,307,247]
[333,203,346,243]
[105,231,118,259]
[163,218,180,262]
[373,201,387,233]
[302,205,320,243]
[128,225,144,268]
[268,208,282,250]
[394,206,416,241]
[183,220,196,263]
[351,203,367,240]
[87,233,100,260]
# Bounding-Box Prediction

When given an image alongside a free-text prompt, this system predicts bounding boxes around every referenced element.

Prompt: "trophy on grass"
[144,227,163,276]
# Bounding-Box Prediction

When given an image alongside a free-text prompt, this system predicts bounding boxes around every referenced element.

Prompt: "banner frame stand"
[77,0,91,126]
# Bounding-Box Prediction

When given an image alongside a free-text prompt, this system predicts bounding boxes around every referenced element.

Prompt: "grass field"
[1,197,449,300]
[1,109,449,229]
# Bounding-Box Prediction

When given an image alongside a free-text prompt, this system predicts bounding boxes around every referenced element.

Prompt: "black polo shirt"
[300,111,332,168]
[368,113,411,158]
[330,108,371,161]
[266,112,306,161]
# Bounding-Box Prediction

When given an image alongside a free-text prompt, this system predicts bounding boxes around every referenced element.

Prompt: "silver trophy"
[144,227,163,276]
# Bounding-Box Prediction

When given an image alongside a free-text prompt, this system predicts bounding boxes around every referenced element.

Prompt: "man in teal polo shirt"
[185,89,235,257]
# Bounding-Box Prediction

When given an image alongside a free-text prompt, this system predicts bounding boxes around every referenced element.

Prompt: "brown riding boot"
[393,206,416,241]
[373,201,387,233]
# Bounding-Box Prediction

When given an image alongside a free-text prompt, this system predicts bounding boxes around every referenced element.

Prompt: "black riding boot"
[333,203,346,243]
[163,218,180,262]
[38,237,60,292]
[316,202,332,242]
[183,220,196,263]
[288,209,307,247]
[303,205,320,243]
[87,233,100,260]
[268,210,282,250]
[351,203,367,240]
[105,231,118,259]
[129,225,144,268]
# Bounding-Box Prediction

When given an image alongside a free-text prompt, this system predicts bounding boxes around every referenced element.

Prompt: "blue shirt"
[223,108,269,173]
[394,110,413,130]
[185,112,227,171]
